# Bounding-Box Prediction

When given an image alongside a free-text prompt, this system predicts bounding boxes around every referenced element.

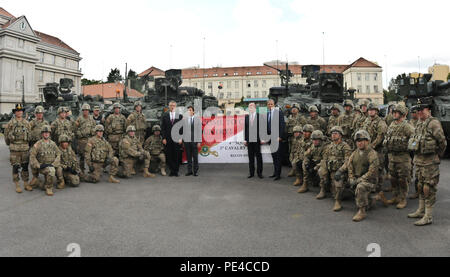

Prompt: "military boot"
[24,181,33,191]
[288,169,295,177]
[293,177,302,187]
[316,188,326,200]
[108,175,120,184]
[161,168,167,176]
[414,204,433,226]
[143,168,156,178]
[408,200,425,218]
[333,200,343,212]
[396,198,407,209]
[375,191,389,207]
[15,181,23,194]
[46,188,54,196]
[57,179,65,190]
[352,207,367,222]
[297,183,309,193]
[131,168,137,175]
[386,196,399,205]
[29,177,38,188]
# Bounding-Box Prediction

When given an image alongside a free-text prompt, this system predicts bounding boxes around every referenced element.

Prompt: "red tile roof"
[35,30,78,53]
[82,83,144,99]
[1,16,17,29]
[346,57,381,70]
[0,7,14,18]
[138,66,166,78]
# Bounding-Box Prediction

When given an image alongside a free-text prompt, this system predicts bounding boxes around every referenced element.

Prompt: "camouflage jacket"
[4,117,30,151]
[412,117,447,166]
[409,118,419,128]
[105,114,127,136]
[323,141,352,172]
[304,141,326,168]
[29,118,49,144]
[352,113,367,134]
[384,120,414,163]
[362,115,387,151]
[59,146,80,171]
[127,112,147,133]
[327,115,340,136]
[347,147,379,184]
[289,136,304,164]
[51,118,74,142]
[85,136,114,165]
[307,116,327,133]
[75,115,96,139]
[286,114,307,136]
[119,135,144,160]
[30,139,61,169]
[144,135,165,156]
[337,111,355,139]
[385,114,395,127]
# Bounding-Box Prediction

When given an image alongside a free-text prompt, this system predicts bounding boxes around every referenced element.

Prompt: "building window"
[246,81,251,88]
[38,70,43,82]
[366,85,370,93]
[204,74,208,77]
[213,73,218,77]
[219,93,224,99]
[267,71,273,75]
[50,72,55,82]
[374,85,379,93]
[235,92,240,99]
[235,81,240,89]
[194,74,198,78]
[223,73,228,76]
[262,80,267,88]
[357,85,362,93]
[365,74,370,81]
[63,58,67,68]
[256,72,262,75]
[39,52,44,63]
[357,73,362,81]
[246,93,251,98]
[254,80,259,88]
[374,73,378,81]
[234,72,239,76]
[227,92,232,98]
[246,72,252,75]
[227,81,231,88]
[254,91,259,98]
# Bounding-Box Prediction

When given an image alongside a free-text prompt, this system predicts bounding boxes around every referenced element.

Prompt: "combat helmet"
[95,125,104,132]
[82,103,91,111]
[57,107,66,114]
[113,103,121,109]
[331,104,341,111]
[354,130,371,141]
[93,106,101,111]
[311,130,324,140]
[59,134,71,143]
[126,125,136,133]
[359,99,370,107]
[152,125,161,132]
[344,100,354,109]
[35,106,45,114]
[293,126,303,133]
[303,124,314,133]
[393,104,408,116]
[330,126,344,136]
[41,125,51,133]
[134,101,143,108]
[368,103,379,111]
[309,106,319,113]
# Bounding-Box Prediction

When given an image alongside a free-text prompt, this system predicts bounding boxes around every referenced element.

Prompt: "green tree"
[383,89,402,104]
[107,68,123,83]
[447,73,450,81]
[127,69,143,92]
[81,78,102,86]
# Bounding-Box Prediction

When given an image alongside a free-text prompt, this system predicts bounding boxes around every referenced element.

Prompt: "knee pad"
[13,165,21,174]
[423,185,430,198]
[21,163,29,172]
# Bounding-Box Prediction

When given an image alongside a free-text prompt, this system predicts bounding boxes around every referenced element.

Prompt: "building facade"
[0,7,82,113]
[428,64,449,82]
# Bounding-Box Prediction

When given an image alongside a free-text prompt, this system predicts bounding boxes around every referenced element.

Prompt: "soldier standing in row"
[299,130,327,194]
[290,126,304,186]
[383,105,414,209]
[29,106,49,189]
[352,99,370,135]
[4,104,31,193]
[409,106,420,200]
[84,125,120,184]
[119,126,155,179]
[338,100,356,149]
[346,130,380,222]
[127,101,147,145]
[144,125,167,176]
[51,107,74,143]
[322,126,352,210]
[327,104,341,137]
[105,103,127,156]
[92,106,104,126]
[57,134,81,188]
[307,106,327,134]
[286,105,306,177]
[362,103,388,206]
[408,102,447,226]
[75,104,96,176]
[30,126,61,196]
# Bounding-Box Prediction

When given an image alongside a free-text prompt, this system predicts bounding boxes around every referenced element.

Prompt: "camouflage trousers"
[302,162,320,187]
[389,159,411,201]
[120,152,151,178]
[375,150,386,191]
[151,153,166,169]
[108,134,123,156]
[10,151,30,183]
[293,160,303,179]
[56,168,80,187]
[329,170,347,200]
[136,131,146,146]
[84,159,119,183]
[34,167,56,189]
[416,164,440,207]
[354,181,376,208]
[77,138,89,171]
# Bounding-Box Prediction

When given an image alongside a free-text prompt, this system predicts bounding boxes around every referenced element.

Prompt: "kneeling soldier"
[346,130,379,222]
[299,130,327,193]
[57,135,81,188]
[290,126,304,186]
[30,125,61,196]
[84,125,120,183]
[119,126,155,178]
[144,125,167,176]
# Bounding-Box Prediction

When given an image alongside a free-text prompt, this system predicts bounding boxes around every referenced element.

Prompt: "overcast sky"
[3,0,450,88]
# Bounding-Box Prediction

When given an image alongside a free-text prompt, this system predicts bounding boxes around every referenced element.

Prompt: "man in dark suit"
[244,103,263,179]
[261,99,286,181]
[183,106,202,176]
[161,101,183,177]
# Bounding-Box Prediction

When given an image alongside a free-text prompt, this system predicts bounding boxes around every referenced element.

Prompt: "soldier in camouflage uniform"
[144,125,167,176]
[92,106,104,126]
[74,104,96,175]
[385,104,396,127]
[306,106,327,134]
[289,126,303,186]
[286,105,307,177]
[338,100,356,149]
[383,104,414,209]
[299,130,327,193]
[105,103,127,156]
[28,106,49,189]
[51,107,74,143]
[346,130,380,222]
[407,102,447,226]
[352,99,370,136]
[292,125,314,187]
[362,103,389,206]
[30,125,61,196]
[56,134,81,188]
[409,106,420,200]
[119,126,155,179]
[127,101,148,145]
[4,104,31,193]
[84,125,120,184]
[321,126,352,210]
[326,104,341,136]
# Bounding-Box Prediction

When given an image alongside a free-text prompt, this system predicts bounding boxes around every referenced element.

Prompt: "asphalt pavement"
[0,138,449,257]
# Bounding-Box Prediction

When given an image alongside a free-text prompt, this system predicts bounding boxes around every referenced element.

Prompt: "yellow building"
[428,64,449,81]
